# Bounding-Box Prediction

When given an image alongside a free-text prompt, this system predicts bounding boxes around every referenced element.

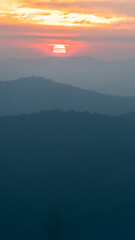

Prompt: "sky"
[0,0,135,60]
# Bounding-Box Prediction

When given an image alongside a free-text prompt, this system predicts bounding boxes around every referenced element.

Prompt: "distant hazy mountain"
[1,76,135,116]
[0,57,135,95]
[0,110,135,239]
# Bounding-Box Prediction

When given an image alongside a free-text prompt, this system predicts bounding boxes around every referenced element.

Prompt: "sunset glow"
[0,0,135,59]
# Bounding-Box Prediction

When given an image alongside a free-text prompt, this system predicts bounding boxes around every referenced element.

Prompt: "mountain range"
[0,77,135,116]
[0,110,135,239]
[0,57,135,95]
[1,76,135,116]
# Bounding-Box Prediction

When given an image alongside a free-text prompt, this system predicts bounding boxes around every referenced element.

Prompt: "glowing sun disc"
[53,44,66,54]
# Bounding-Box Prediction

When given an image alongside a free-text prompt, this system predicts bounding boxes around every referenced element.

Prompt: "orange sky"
[0,0,135,59]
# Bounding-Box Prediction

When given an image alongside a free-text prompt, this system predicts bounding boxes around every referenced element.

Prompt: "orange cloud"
[22,0,135,17]
[0,6,129,28]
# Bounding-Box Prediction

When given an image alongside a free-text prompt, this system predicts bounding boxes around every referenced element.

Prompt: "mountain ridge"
[1,76,135,116]
[0,109,135,239]
[1,57,135,95]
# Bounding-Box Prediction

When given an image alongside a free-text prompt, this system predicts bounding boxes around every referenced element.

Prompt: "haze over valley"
[1,57,135,96]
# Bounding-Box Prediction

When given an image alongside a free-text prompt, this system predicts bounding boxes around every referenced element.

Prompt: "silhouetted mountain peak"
[1,76,135,116]
[14,76,53,84]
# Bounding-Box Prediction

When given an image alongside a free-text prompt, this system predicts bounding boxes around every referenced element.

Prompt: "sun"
[53,44,66,55]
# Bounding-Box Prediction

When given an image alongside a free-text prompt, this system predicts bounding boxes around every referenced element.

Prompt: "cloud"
[0,0,134,28]
[22,0,135,17]
[1,23,135,43]
[0,7,128,27]
[1,1,135,17]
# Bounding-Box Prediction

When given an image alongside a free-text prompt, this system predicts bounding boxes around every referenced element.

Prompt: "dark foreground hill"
[0,110,135,239]
[1,76,135,116]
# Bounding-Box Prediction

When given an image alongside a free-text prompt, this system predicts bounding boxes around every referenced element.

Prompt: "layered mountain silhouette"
[0,110,135,239]
[1,57,135,95]
[1,76,135,116]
